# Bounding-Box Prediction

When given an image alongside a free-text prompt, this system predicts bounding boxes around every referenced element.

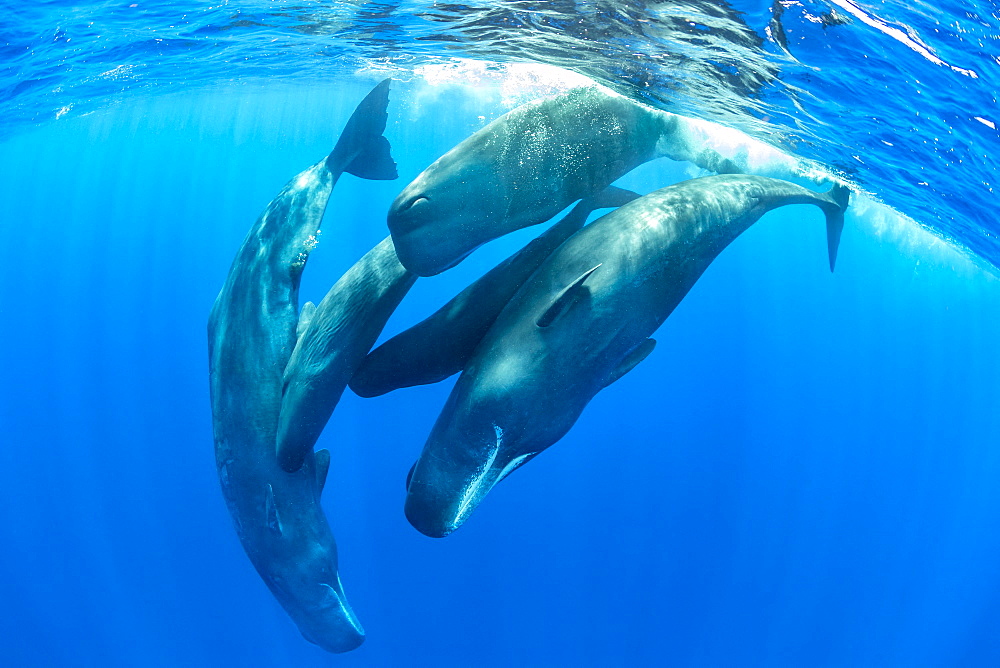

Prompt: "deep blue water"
[2,2,1000,666]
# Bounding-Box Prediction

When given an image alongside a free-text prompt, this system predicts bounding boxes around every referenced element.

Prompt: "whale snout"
[404,475,466,538]
[404,449,526,537]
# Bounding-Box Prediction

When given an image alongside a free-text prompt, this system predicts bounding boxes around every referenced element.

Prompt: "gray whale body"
[388,85,742,277]
[404,174,850,538]
[208,80,396,652]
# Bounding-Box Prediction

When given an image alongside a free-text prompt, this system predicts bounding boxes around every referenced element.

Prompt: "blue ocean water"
[1,2,999,666]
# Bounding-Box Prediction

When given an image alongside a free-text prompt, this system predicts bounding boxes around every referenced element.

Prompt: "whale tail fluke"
[330,79,398,180]
[824,183,851,272]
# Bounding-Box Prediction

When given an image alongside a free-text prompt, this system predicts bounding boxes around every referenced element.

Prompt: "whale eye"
[399,195,430,213]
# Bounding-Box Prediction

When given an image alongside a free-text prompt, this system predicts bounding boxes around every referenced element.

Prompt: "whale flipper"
[330,79,397,180]
[605,338,657,387]
[315,449,331,494]
[405,461,416,490]
[536,264,602,328]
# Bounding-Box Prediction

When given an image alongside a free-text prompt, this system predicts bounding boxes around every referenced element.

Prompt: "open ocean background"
[1,1,999,665]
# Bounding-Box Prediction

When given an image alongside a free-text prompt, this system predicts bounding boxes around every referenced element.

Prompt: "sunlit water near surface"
[1,1,999,665]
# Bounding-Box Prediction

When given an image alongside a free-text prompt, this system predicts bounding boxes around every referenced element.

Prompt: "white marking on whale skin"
[316,576,365,635]
[453,425,504,528]
[265,484,282,537]
[496,452,534,482]
[296,170,321,189]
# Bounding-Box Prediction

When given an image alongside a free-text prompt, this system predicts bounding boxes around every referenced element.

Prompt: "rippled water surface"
[3,0,998,263]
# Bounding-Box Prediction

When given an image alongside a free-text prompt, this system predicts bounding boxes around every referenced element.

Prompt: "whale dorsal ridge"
[315,448,331,495]
[536,263,602,328]
[604,338,657,388]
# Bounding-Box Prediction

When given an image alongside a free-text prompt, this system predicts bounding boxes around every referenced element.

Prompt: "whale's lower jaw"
[287,581,366,654]
[297,615,365,654]
[388,226,476,278]
[403,487,463,538]
[404,457,517,538]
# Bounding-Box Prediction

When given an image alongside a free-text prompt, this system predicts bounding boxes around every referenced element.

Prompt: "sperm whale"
[404,174,850,538]
[208,80,396,652]
[387,85,745,277]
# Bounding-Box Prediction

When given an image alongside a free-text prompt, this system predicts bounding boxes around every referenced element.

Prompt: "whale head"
[404,346,586,537]
[263,559,365,653]
[387,145,506,276]
[387,116,579,277]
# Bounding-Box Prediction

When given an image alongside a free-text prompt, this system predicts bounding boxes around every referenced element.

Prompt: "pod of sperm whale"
[404,174,850,538]
[208,80,396,653]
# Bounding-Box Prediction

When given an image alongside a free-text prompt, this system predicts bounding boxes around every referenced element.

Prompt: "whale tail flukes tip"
[825,184,851,272]
[330,78,398,180]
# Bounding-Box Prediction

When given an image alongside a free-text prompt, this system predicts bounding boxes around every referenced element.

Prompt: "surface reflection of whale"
[387,85,744,277]
[404,174,850,538]
[349,186,640,399]
[208,80,397,653]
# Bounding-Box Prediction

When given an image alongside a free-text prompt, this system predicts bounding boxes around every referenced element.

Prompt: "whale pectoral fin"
[604,338,657,388]
[297,301,317,339]
[536,264,602,328]
[265,484,283,536]
[315,448,331,495]
[405,461,416,491]
[332,79,398,180]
